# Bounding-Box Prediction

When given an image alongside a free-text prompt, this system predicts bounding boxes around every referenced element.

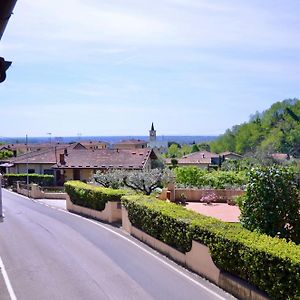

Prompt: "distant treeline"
[210,98,300,156]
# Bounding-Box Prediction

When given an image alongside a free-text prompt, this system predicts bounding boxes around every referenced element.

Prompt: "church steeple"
[151,122,154,131]
[149,122,156,142]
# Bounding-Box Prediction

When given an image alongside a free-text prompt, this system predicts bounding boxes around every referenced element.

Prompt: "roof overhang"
[0,163,14,167]
[0,0,17,40]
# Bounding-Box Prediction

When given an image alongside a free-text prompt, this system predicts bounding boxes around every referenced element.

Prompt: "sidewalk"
[186,202,240,222]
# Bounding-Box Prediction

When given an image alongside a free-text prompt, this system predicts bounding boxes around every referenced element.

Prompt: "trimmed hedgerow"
[122,195,198,252]
[121,195,300,300]
[4,173,54,186]
[64,181,126,212]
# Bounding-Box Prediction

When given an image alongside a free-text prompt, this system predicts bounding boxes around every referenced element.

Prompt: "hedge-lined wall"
[4,173,54,186]
[64,181,126,212]
[122,195,300,300]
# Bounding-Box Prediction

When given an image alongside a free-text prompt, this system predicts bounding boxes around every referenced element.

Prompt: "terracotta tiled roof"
[165,151,219,165]
[9,146,68,164]
[219,152,242,157]
[3,142,70,150]
[179,151,218,164]
[270,153,289,160]
[115,139,147,145]
[79,140,109,146]
[53,148,155,170]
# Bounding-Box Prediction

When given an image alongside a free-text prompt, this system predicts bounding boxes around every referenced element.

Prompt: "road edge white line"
[58,208,228,300]
[0,256,17,300]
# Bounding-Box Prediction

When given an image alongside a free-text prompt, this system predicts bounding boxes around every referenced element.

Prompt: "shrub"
[122,195,195,252]
[174,167,247,189]
[239,166,300,243]
[122,195,300,299]
[4,173,54,186]
[174,166,206,187]
[64,181,126,211]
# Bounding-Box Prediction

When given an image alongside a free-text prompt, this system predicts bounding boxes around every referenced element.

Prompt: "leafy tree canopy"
[210,99,300,155]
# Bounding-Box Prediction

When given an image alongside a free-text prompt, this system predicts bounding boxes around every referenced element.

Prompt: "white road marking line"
[0,256,17,300]
[4,189,228,300]
[58,208,228,300]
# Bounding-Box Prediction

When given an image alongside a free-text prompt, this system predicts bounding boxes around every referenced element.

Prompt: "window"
[44,169,54,175]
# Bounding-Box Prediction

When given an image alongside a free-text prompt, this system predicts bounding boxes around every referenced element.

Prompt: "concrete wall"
[16,182,66,199]
[66,195,122,223]
[63,169,94,182]
[122,207,269,300]
[159,186,244,203]
[9,163,54,175]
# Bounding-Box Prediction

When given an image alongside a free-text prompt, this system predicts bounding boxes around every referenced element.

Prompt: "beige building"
[219,152,243,161]
[6,144,158,185]
[113,139,148,150]
[53,148,158,183]
[165,151,220,169]
[78,140,109,150]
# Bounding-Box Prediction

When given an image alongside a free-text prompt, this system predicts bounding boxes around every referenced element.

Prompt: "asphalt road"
[0,189,235,300]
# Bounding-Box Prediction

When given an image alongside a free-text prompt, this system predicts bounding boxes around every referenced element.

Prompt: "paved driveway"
[186,202,240,222]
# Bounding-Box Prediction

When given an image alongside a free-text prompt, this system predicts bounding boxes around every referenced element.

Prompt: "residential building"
[219,152,243,161]
[165,151,220,169]
[113,139,148,150]
[6,146,158,185]
[78,140,109,150]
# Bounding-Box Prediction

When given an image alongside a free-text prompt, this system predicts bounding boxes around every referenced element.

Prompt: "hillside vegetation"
[210,99,300,155]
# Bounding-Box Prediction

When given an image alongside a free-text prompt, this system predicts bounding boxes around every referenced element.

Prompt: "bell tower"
[149,122,156,142]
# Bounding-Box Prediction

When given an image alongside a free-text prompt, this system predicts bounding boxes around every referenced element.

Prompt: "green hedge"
[122,195,300,300]
[174,167,247,189]
[4,173,54,186]
[64,181,126,212]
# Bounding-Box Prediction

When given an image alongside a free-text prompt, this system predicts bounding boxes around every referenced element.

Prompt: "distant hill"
[210,98,300,156]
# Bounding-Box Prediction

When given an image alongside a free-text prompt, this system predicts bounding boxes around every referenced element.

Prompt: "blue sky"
[1,0,300,137]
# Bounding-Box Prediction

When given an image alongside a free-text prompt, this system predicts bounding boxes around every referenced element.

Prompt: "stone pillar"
[31,184,41,199]
[167,183,175,202]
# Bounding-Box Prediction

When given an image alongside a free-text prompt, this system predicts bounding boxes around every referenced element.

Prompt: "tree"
[166,143,181,158]
[239,166,300,243]
[191,144,199,153]
[0,150,13,159]
[94,170,124,189]
[93,169,174,195]
[122,169,174,195]
[197,143,210,152]
[210,98,300,155]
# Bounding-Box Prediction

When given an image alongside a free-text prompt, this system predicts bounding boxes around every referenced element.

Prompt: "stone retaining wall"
[66,195,122,223]
[16,182,66,199]
[160,185,244,203]
[122,207,269,300]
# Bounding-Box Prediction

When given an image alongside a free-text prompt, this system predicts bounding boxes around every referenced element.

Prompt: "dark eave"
[0,0,17,40]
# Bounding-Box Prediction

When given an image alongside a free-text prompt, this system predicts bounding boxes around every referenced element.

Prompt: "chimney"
[64,148,68,156]
[59,153,65,165]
